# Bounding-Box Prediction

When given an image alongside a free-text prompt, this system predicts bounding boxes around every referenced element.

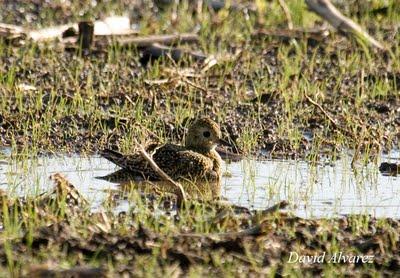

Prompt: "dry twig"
[133,139,187,205]
[305,0,385,50]
[109,34,199,48]
[139,43,207,65]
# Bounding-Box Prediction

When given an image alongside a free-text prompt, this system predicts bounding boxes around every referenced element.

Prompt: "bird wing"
[153,146,214,180]
[101,144,215,181]
[100,149,148,174]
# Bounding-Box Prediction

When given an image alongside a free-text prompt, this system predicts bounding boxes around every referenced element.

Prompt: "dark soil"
[0,1,399,159]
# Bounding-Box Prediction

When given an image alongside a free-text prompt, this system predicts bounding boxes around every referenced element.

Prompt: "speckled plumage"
[101,118,223,183]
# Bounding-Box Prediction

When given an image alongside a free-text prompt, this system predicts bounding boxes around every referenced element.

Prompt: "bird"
[100,117,224,184]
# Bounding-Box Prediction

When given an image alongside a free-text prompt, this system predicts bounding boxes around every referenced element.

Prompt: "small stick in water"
[134,139,187,205]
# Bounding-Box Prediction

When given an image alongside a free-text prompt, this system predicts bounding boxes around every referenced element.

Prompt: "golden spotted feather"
[101,143,220,182]
[100,117,224,183]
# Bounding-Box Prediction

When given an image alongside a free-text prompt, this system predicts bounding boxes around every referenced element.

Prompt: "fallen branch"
[0,23,26,45]
[0,23,25,36]
[30,16,135,41]
[305,0,385,50]
[3,16,192,44]
[134,139,187,205]
[139,43,207,65]
[112,34,199,48]
[29,24,73,41]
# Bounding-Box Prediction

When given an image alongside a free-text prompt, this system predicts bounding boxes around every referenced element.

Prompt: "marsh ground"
[0,0,399,276]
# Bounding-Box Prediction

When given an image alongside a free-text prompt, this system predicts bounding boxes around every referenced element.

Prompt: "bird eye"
[203,131,211,138]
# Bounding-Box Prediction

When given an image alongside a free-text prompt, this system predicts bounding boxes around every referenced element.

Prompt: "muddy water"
[0,149,399,218]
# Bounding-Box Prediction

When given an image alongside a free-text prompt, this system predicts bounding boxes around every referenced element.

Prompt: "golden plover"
[100,117,224,183]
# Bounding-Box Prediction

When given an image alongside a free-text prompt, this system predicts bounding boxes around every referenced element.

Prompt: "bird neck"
[186,144,213,154]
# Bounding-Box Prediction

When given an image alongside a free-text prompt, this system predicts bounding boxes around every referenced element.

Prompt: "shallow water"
[0,149,399,218]
[223,151,400,218]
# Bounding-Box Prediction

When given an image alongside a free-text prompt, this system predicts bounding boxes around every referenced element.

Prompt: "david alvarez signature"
[288,252,374,264]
